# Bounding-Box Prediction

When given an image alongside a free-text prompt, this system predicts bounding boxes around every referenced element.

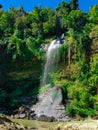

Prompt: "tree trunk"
[68,44,71,75]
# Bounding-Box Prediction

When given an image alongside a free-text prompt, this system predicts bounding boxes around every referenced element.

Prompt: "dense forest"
[0,0,98,118]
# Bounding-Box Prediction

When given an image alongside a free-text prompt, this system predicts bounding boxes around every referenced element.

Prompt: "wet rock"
[11,86,70,122]
[12,105,36,120]
[31,86,71,122]
[41,43,50,52]
[19,113,26,119]
[38,115,56,122]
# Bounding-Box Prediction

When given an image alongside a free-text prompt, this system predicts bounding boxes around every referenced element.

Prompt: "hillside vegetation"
[0,0,98,117]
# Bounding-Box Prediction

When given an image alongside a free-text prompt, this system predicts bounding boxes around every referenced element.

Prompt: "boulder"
[12,87,70,122]
[31,86,71,122]
[12,105,36,120]
[0,114,26,130]
[38,115,56,122]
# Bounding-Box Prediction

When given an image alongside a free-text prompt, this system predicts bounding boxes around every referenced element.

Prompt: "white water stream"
[40,39,61,87]
[31,35,70,121]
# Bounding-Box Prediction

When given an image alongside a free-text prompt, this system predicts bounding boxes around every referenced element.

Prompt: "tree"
[56,1,70,30]
[89,25,98,54]
[56,1,70,16]
[26,36,43,60]
[70,0,78,10]
[27,6,44,37]
[88,25,98,95]
[8,35,23,60]
[88,54,98,95]
[88,5,98,24]
[43,8,61,36]
[0,4,2,9]
[66,28,77,75]
[67,10,87,31]
[0,11,14,37]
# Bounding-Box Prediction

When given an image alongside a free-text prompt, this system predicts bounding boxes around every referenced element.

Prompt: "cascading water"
[31,35,70,121]
[40,39,61,87]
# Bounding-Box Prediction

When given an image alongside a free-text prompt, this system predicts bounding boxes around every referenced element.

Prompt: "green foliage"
[66,80,97,117]
[0,11,14,37]
[88,5,98,24]
[89,25,98,53]
[26,36,43,60]
[0,88,21,109]
[0,2,98,118]
[40,84,51,94]
[67,10,87,31]
[70,0,78,10]
[66,105,96,117]
[88,54,98,95]
[0,89,8,106]
[56,1,70,16]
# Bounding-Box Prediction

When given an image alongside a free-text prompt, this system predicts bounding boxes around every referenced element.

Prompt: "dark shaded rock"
[0,116,12,124]
[29,127,38,130]
[38,115,56,122]
[20,95,38,105]
[12,105,36,120]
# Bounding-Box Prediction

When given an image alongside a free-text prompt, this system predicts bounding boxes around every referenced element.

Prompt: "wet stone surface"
[31,86,71,122]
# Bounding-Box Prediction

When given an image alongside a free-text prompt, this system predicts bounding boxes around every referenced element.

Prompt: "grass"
[8,117,98,130]
[11,118,59,130]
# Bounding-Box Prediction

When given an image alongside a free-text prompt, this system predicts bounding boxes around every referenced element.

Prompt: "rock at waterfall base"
[12,105,36,120]
[55,120,98,130]
[31,86,71,122]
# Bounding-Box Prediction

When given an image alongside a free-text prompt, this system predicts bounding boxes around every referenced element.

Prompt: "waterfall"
[40,39,61,87]
[31,35,70,121]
